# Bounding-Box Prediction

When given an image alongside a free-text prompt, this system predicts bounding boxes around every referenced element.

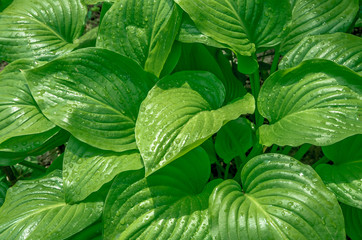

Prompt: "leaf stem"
[270,46,280,74]
[270,144,279,153]
[312,156,329,169]
[1,166,17,185]
[18,160,46,173]
[281,146,292,155]
[224,163,230,179]
[250,54,263,128]
[293,144,311,160]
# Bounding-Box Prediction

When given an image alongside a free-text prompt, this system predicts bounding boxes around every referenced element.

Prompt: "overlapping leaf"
[280,33,362,75]
[63,136,143,203]
[258,59,362,147]
[0,170,103,240]
[0,0,87,62]
[26,48,156,152]
[136,71,255,175]
[209,154,345,240]
[104,147,220,240]
[175,0,291,56]
[341,204,362,240]
[97,0,182,77]
[0,172,9,207]
[280,0,358,53]
[316,135,362,209]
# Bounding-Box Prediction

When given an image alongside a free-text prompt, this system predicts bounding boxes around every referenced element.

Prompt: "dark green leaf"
[341,203,362,240]
[258,59,362,147]
[0,172,9,207]
[209,154,345,240]
[26,48,156,152]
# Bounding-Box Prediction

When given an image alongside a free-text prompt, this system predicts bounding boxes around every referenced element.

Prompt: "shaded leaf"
[341,203,362,240]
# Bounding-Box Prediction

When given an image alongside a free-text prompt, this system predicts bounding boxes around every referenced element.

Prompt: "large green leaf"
[0,0,12,12]
[97,0,182,77]
[175,0,291,56]
[26,48,156,152]
[0,172,9,207]
[0,0,87,62]
[280,33,362,75]
[63,136,143,203]
[104,147,221,240]
[135,71,255,176]
[0,170,103,240]
[258,59,362,147]
[209,154,345,240]
[280,0,358,53]
[315,135,362,209]
[65,219,102,240]
[341,204,362,240]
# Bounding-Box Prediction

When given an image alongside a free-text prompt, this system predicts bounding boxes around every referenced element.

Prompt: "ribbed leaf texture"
[0,0,87,62]
[258,59,362,146]
[209,154,345,240]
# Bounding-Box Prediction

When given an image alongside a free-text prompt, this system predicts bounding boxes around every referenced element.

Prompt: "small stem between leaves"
[18,160,46,173]
[270,46,280,74]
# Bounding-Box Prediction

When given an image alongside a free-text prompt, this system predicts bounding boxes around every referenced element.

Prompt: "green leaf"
[201,138,218,164]
[63,136,143,203]
[25,48,156,152]
[65,218,102,240]
[136,71,255,176]
[104,147,221,240]
[215,118,254,164]
[280,0,359,54]
[97,0,182,77]
[175,0,291,56]
[74,27,99,50]
[341,203,362,240]
[176,13,225,48]
[315,135,362,209]
[258,59,362,147]
[0,0,87,62]
[0,172,9,207]
[0,170,103,240]
[0,0,12,12]
[280,33,362,75]
[209,154,345,240]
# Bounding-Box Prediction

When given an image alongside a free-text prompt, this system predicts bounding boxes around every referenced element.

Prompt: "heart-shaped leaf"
[0,170,103,240]
[280,33,362,75]
[0,0,87,62]
[175,0,291,56]
[136,71,255,176]
[341,203,362,240]
[63,136,143,203]
[258,59,362,147]
[316,135,362,209]
[215,118,254,164]
[26,48,156,152]
[97,0,182,77]
[104,147,221,240]
[280,0,358,53]
[209,153,345,240]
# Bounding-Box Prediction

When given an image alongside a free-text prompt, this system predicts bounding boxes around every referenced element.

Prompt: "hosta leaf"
[104,147,220,240]
[174,44,246,104]
[176,14,225,48]
[136,71,255,176]
[65,219,102,240]
[315,135,362,209]
[341,204,362,240]
[175,0,291,56]
[280,33,362,75]
[64,136,143,203]
[26,48,156,152]
[209,154,345,240]
[280,0,358,54]
[0,173,9,207]
[97,0,182,77]
[0,170,103,240]
[0,0,87,62]
[0,0,12,12]
[215,118,254,164]
[258,59,362,147]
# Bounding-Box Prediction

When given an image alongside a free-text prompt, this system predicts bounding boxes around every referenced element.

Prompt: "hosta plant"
[0,0,361,239]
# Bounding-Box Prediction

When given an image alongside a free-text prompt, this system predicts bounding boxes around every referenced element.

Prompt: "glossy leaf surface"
[0,170,103,240]
[341,204,362,240]
[97,0,181,77]
[64,136,143,203]
[136,71,255,175]
[258,60,362,147]
[316,135,362,208]
[280,33,362,75]
[209,154,345,240]
[280,0,358,53]
[104,147,220,240]
[26,48,156,152]
[0,0,86,62]
[175,0,291,56]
